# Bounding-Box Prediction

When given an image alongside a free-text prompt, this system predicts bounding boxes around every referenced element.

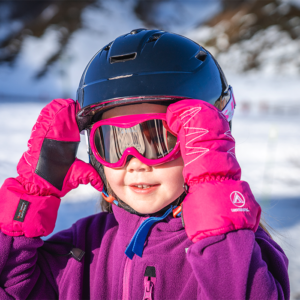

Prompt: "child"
[0,29,289,299]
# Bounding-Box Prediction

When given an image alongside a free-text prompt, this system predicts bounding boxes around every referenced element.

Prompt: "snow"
[0,20,23,44]
[233,112,300,200]
[1,88,299,200]
[0,0,223,100]
[0,28,63,99]
[40,4,59,22]
[230,74,300,109]
[280,0,300,9]
[0,0,300,296]
[0,100,100,204]
[187,22,300,76]
[0,3,23,44]
[1,91,300,297]
[150,0,221,33]
[1,0,299,101]
[0,0,146,99]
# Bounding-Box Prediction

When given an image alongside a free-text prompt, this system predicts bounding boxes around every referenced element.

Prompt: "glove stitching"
[187,176,238,186]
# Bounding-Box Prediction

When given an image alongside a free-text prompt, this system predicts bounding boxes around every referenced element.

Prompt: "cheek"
[103,167,124,192]
[169,168,184,192]
[157,158,185,194]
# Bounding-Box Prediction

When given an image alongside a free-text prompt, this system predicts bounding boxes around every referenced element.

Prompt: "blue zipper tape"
[125,207,173,259]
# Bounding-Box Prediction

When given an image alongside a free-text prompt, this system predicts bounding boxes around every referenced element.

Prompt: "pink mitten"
[0,99,103,237]
[167,100,261,243]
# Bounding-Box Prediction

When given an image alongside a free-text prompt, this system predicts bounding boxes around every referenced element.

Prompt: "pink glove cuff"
[0,178,60,237]
[182,180,261,243]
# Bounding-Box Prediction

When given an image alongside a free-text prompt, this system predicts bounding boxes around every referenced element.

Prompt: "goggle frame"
[89,113,181,168]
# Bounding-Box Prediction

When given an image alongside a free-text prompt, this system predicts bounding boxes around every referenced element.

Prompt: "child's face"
[102,103,185,214]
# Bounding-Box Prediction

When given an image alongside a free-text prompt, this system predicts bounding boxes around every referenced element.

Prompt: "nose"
[126,156,152,172]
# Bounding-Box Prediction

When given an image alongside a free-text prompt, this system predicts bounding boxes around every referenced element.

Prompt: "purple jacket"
[0,205,289,299]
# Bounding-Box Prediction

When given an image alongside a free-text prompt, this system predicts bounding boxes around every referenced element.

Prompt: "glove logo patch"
[230,191,245,207]
[13,199,29,222]
[230,191,249,212]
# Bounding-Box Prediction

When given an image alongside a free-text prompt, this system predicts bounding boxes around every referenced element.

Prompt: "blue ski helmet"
[76,28,230,131]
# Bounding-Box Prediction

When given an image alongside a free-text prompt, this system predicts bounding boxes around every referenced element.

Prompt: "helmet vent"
[104,42,113,51]
[195,51,207,62]
[147,33,163,43]
[130,28,147,35]
[110,53,137,64]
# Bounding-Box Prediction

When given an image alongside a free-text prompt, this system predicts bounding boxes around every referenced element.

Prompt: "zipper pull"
[142,266,156,300]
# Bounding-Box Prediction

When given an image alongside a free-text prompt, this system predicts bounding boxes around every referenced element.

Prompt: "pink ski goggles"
[90,113,180,168]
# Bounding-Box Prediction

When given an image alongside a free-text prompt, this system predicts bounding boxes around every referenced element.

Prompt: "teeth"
[135,185,151,189]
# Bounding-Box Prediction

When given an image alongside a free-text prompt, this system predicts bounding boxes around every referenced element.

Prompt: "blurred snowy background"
[1,0,300,297]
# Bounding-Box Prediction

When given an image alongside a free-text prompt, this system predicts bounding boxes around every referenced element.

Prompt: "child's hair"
[259,220,272,238]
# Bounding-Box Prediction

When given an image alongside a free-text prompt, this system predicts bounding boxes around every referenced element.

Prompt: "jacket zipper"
[142,266,156,300]
[122,218,146,300]
[122,257,132,300]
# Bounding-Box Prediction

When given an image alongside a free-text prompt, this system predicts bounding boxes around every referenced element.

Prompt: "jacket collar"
[112,204,184,238]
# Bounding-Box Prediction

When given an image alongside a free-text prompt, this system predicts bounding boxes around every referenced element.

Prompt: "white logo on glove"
[230,191,245,207]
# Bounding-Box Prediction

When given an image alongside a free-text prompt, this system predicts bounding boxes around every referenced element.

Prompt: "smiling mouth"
[133,185,153,189]
[130,184,160,189]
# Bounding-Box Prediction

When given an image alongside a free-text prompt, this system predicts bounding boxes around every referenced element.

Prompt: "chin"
[133,207,158,215]
[132,202,168,215]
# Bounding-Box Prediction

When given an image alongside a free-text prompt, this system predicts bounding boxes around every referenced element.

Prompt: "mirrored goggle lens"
[94,119,177,164]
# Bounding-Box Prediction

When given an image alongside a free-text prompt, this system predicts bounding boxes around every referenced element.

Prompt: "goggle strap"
[102,190,118,206]
[172,206,182,218]
[85,130,89,154]
[221,85,235,122]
